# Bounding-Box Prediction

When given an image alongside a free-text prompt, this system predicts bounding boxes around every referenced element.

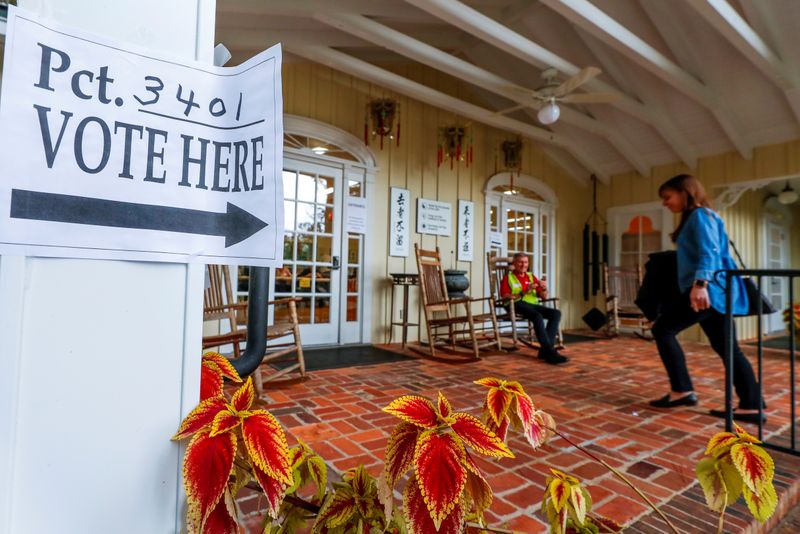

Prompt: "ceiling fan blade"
[559,92,621,104]
[495,103,529,115]
[553,66,601,97]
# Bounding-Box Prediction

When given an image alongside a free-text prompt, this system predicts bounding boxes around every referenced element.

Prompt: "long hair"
[658,174,713,242]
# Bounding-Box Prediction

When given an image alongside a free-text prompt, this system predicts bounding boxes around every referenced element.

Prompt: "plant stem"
[548,427,680,534]
[716,504,725,534]
[587,512,621,534]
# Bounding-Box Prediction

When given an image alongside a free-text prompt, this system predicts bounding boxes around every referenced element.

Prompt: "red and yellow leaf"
[201,490,240,534]
[414,431,467,528]
[570,481,587,525]
[404,476,465,534]
[200,363,224,401]
[514,391,535,430]
[173,397,228,441]
[743,482,777,523]
[314,487,357,530]
[183,430,237,532]
[731,443,774,494]
[525,410,554,449]
[252,463,286,520]
[696,457,729,512]
[230,377,255,413]
[437,391,452,419]
[450,413,513,458]
[705,431,738,457]
[485,388,514,427]
[202,352,242,382]
[548,477,571,513]
[487,416,509,443]
[307,455,327,502]
[734,423,761,444]
[463,452,492,519]
[241,410,291,484]
[384,422,420,488]
[384,396,438,429]
[474,377,503,388]
[210,410,241,437]
[502,381,525,395]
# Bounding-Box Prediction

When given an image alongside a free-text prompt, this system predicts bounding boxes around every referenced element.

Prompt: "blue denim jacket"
[675,208,748,315]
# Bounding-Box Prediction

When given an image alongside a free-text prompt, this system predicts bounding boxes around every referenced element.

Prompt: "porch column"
[0,1,215,533]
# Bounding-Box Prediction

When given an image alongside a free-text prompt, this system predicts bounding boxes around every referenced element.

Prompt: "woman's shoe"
[708,409,766,424]
[648,393,698,408]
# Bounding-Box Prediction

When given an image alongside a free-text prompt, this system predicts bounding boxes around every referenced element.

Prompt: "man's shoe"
[648,393,698,408]
[538,349,568,365]
[708,409,766,424]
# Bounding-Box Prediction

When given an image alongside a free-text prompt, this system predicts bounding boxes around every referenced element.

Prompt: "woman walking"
[648,174,764,423]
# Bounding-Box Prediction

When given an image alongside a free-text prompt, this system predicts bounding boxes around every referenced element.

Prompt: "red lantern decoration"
[437,125,472,169]
[365,98,400,149]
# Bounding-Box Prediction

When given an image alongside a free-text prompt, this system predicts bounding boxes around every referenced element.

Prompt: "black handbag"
[728,240,777,317]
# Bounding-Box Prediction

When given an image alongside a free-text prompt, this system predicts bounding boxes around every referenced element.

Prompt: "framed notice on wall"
[416,198,452,236]
[389,187,410,257]
[457,199,474,262]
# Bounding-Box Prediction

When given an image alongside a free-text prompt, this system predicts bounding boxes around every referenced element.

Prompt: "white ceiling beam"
[216,29,371,49]
[688,0,800,126]
[316,12,648,176]
[286,45,607,182]
[220,0,424,19]
[403,0,697,170]
[540,0,753,159]
[571,27,698,169]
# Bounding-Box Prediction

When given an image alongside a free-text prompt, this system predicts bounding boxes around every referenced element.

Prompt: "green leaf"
[696,457,729,512]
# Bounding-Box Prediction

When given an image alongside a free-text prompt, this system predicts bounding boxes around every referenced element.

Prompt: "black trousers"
[512,301,561,352]
[651,293,760,409]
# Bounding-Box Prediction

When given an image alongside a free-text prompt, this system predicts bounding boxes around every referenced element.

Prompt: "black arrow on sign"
[10,189,268,248]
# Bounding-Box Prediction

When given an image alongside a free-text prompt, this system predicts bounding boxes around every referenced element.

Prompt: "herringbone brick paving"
[237,335,800,533]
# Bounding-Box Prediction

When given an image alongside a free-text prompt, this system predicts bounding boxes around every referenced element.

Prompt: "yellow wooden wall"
[601,142,800,340]
[282,62,593,343]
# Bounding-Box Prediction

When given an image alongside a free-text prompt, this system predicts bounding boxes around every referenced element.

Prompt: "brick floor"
[235,336,800,533]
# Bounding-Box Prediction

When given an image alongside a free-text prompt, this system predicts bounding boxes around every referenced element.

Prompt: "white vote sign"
[416,198,452,236]
[0,7,284,266]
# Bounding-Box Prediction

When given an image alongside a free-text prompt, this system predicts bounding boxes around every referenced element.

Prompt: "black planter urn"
[443,269,469,299]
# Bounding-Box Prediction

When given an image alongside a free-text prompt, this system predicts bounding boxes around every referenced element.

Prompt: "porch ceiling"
[217,0,800,180]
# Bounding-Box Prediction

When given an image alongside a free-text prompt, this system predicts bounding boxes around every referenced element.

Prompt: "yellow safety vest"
[508,272,538,305]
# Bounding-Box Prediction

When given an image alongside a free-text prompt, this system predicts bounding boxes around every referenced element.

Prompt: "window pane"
[297,173,316,202]
[316,206,334,233]
[347,267,359,292]
[296,266,313,293]
[348,180,362,197]
[314,297,331,324]
[347,295,358,321]
[348,236,360,264]
[489,206,497,229]
[296,202,315,232]
[275,265,293,293]
[283,200,295,230]
[315,267,331,293]
[297,234,313,261]
[316,235,332,263]
[295,297,312,324]
[318,176,335,204]
[283,233,295,261]
[282,170,296,199]
[237,266,250,293]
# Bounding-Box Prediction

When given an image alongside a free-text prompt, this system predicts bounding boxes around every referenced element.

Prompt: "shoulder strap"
[728,239,746,269]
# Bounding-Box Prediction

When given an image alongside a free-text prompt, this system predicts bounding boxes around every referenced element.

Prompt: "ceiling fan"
[498,66,621,125]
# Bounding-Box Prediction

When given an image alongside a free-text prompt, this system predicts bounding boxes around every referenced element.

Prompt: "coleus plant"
[381,391,514,533]
[542,469,593,534]
[172,362,292,533]
[696,423,777,532]
[784,303,800,340]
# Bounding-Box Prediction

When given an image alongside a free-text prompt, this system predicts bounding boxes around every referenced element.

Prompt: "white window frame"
[607,201,674,267]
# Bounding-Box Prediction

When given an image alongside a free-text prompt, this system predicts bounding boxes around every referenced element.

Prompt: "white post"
[0,1,215,533]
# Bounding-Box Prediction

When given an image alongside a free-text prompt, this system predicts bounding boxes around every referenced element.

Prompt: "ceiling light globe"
[778,187,798,205]
[537,101,560,125]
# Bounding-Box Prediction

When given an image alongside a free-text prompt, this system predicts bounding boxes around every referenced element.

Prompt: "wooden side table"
[389,273,420,347]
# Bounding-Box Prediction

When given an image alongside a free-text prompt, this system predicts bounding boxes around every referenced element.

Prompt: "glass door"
[277,161,343,344]
[503,200,542,277]
[764,220,789,334]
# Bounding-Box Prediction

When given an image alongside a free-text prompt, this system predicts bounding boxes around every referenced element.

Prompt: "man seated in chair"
[500,253,568,365]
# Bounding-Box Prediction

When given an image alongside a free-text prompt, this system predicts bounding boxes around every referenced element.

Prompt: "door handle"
[331,256,341,270]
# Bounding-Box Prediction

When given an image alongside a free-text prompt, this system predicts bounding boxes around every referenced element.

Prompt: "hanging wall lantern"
[437,125,472,169]
[365,98,400,149]
[500,137,523,193]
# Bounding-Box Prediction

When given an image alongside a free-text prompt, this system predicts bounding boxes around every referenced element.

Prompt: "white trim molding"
[483,172,559,206]
[712,173,800,210]
[284,114,378,170]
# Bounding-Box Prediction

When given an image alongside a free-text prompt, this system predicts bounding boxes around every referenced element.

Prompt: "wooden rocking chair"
[414,244,502,359]
[487,252,564,349]
[603,263,650,338]
[203,265,306,392]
